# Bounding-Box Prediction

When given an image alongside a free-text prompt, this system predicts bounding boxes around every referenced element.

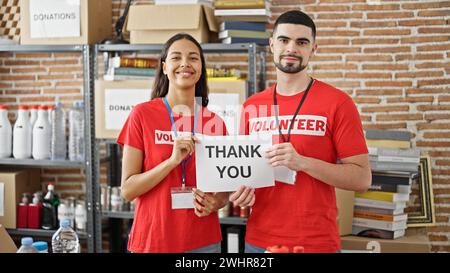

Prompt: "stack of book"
[214,0,270,45]
[104,56,158,81]
[154,0,213,6]
[207,67,241,81]
[351,130,421,240]
[366,129,411,149]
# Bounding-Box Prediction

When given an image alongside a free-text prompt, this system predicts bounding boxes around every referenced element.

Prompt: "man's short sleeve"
[117,107,144,151]
[332,98,368,159]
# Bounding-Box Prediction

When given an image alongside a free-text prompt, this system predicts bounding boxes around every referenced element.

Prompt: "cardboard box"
[94,79,246,139]
[335,188,354,236]
[0,224,17,253]
[340,234,430,253]
[20,0,112,45]
[126,4,218,44]
[95,80,153,139]
[208,80,246,135]
[0,169,41,229]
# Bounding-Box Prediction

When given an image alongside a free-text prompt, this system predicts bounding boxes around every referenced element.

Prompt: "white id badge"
[171,187,195,209]
[274,166,297,185]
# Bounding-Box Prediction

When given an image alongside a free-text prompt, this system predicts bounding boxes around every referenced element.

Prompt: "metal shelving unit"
[6,228,88,239]
[102,211,134,219]
[219,217,248,226]
[96,43,266,98]
[92,43,265,253]
[0,44,96,253]
[0,158,84,168]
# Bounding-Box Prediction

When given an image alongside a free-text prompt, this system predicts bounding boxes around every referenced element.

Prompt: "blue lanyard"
[163,97,198,188]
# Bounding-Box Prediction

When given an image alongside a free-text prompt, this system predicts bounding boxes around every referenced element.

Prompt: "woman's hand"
[229,185,255,207]
[192,189,230,217]
[169,135,197,165]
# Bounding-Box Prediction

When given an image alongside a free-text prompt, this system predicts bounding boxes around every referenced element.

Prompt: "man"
[230,10,371,253]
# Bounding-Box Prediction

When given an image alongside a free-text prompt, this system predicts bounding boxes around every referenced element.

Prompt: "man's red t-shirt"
[117,98,227,253]
[241,80,368,252]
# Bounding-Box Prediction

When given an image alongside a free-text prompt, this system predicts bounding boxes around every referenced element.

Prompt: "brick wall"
[0,0,448,252]
[266,0,449,252]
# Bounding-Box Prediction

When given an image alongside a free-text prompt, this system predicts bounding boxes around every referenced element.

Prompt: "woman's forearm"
[121,158,178,202]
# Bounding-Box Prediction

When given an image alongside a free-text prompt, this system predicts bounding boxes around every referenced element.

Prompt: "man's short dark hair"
[273,10,316,39]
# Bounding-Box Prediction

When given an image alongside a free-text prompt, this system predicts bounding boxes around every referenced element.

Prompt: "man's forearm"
[300,156,371,192]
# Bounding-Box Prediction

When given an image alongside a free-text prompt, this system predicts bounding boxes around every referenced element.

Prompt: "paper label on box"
[29,0,81,38]
[104,88,150,130]
[208,93,241,135]
[0,183,4,216]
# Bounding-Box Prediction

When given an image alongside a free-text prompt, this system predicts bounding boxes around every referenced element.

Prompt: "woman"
[117,33,229,253]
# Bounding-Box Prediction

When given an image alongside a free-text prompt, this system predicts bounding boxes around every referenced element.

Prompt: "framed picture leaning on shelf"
[406,156,436,227]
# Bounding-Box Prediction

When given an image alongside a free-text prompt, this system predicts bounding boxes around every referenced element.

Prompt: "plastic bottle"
[17,237,39,253]
[47,104,55,125]
[29,105,39,128]
[41,183,60,230]
[50,101,67,160]
[32,241,49,253]
[68,101,84,161]
[28,192,43,229]
[52,218,80,253]
[13,105,32,159]
[17,193,30,228]
[32,105,51,160]
[75,200,87,232]
[57,198,75,228]
[0,105,12,158]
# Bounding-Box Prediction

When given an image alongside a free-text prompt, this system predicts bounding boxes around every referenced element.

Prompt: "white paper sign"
[274,166,296,185]
[29,0,81,38]
[104,88,150,130]
[208,93,241,135]
[0,183,4,216]
[195,135,274,192]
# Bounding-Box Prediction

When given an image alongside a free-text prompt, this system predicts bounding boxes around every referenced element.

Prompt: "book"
[370,160,419,172]
[352,217,407,231]
[355,191,410,203]
[375,156,420,164]
[221,36,269,45]
[218,29,270,39]
[372,172,418,186]
[155,0,212,5]
[215,15,270,22]
[114,67,157,77]
[214,8,270,16]
[352,225,405,239]
[366,139,411,149]
[208,76,242,81]
[354,197,406,210]
[118,57,158,69]
[354,205,405,216]
[353,211,408,222]
[368,183,397,193]
[220,21,266,32]
[365,129,412,141]
[108,75,156,81]
[214,0,266,9]
[206,67,240,78]
[369,183,412,194]
[368,147,420,158]
[397,185,412,194]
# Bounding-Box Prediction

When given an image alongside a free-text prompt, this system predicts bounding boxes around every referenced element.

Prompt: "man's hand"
[265,142,307,171]
[193,189,229,217]
[229,185,255,207]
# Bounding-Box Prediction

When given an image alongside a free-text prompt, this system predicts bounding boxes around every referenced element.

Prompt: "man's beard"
[274,55,307,74]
